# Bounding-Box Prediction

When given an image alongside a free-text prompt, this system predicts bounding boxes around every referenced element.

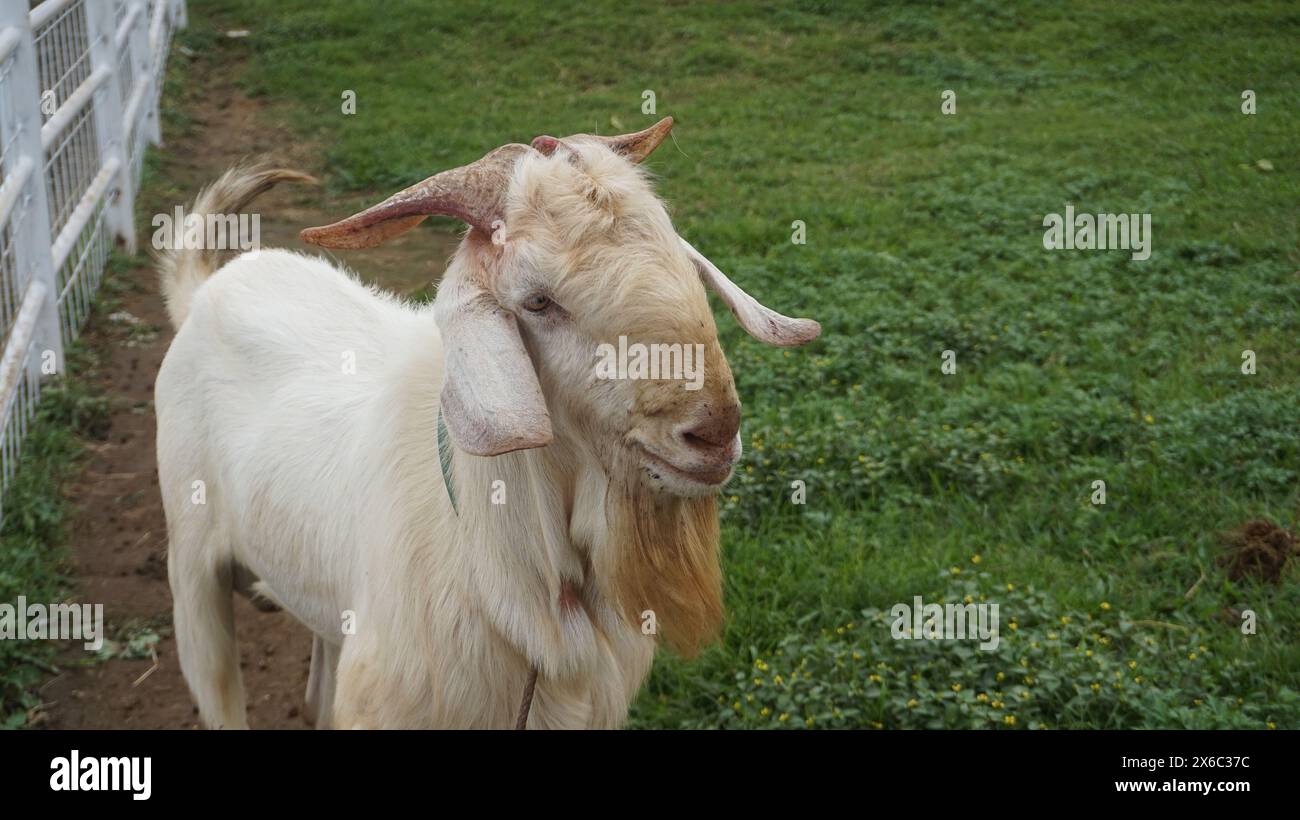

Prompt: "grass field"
[18,0,1296,729]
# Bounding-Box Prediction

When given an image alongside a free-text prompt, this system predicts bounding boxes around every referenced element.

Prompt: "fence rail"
[0,0,185,525]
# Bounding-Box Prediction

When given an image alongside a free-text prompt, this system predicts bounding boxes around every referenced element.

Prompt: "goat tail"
[158,163,316,329]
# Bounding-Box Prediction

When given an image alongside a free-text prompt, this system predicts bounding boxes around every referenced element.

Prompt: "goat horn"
[531,116,674,164]
[300,143,530,249]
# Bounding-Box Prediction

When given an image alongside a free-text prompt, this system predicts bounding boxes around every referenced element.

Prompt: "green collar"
[437,403,459,515]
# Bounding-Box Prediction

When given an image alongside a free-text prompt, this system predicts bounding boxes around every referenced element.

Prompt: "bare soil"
[34,43,456,729]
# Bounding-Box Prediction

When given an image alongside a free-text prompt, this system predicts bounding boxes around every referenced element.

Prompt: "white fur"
[158,248,654,728]
[158,146,819,729]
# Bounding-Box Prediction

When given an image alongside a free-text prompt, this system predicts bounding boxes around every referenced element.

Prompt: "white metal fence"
[0,0,185,524]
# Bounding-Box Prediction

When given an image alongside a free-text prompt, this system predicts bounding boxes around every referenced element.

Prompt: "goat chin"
[157,247,725,729]
[608,472,724,658]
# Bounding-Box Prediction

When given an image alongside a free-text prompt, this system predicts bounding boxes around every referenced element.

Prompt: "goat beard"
[607,476,723,657]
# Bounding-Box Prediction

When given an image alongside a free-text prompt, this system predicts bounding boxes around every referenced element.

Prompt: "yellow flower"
[1009,622,1018,631]
[996,672,1005,682]
[906,698,919,709]
[869,674,882,684]
[1188,653,1198,661]
[871,721,883,729]
[991,700,1004,709]
[1100,601,1111,611]
[760,707,770,717]
[805,717,815,727]
[971,554,982,564]
[1268,722,1277,730]
[779,713,789,722]
[1090,682,1101,692]
[951,683,962,692]
[964,595,974,605]
[1004,715,1016,726]
[977,693,989,703]
[1059,616,1071,625]
[754,659,768,671]
[951,566,962,575]
[1143,414,1154,424]
[774,674,784,686]
[1085,650,1093,658]
[733,701,742,710]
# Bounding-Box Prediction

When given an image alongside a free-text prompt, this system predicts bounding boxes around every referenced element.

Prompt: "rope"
[515,666,538,730]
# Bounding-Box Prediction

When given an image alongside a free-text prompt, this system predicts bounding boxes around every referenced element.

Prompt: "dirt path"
[35,37,456,729]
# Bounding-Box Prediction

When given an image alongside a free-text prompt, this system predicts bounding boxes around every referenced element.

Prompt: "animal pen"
[0,0,185,524]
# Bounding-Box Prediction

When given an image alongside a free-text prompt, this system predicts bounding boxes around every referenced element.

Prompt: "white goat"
[156,118,820,728]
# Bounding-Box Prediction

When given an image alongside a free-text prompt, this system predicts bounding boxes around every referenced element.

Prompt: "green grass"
[183,0,1299,728]
[0,301,116,727]
[0,159,161,725]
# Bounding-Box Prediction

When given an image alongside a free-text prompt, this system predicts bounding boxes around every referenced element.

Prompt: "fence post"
[120,0,149,190]
[0,0,64,377]
[84,0,136,253]
[144,0,164,147]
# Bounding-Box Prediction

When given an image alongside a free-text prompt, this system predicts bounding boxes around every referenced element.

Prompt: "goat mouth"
[636,445,735,488]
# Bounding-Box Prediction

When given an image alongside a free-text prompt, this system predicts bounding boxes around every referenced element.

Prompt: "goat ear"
[435,273,553,456]
[681,237,821,347]
[300,144,529,249]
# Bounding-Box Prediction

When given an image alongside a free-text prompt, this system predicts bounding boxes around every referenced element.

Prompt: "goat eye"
[522,293,552,313]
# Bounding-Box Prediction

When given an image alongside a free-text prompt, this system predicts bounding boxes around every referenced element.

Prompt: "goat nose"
[680,403,741,452]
